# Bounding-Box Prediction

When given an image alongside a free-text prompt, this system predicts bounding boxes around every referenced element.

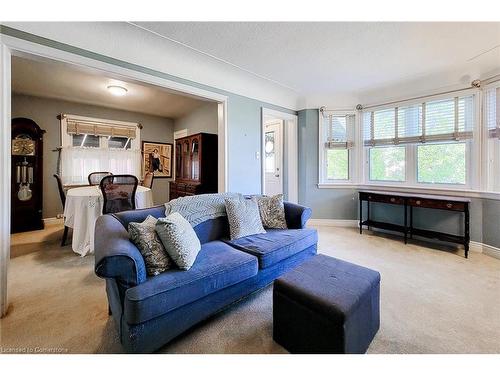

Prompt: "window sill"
[317,183,500,200]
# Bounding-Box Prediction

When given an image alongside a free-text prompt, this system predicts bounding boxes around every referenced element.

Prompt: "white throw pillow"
[155,212,201,270]
[225,196,266,240]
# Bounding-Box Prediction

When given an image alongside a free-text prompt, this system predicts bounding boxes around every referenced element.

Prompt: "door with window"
[264,120,283,196]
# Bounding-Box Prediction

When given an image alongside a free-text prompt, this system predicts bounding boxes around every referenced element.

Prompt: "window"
[59,114,141,185]
[265,131,276,173]
[319,111,355,183]
[363,95,474,186]
[72,134,100,148]
[417,143,466,184]
[108,136,132,149]
[369,146,405,182]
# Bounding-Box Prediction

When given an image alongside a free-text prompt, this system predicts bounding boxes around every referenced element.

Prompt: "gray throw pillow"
[155,212,201,270]
[128,215,173,276]
[225,197,266,240]
[256,194,288,229]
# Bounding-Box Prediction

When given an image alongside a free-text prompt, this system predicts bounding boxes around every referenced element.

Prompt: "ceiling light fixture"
[107,85,128,96]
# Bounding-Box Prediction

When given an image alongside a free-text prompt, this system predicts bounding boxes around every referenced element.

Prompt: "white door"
[264,120,283,196]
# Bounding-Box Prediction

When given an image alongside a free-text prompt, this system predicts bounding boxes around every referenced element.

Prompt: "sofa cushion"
[225,196,266,240]
[128,215,173,276]
[156,212,201,270]
[123,240,258,324]
[255,194,287,229]
[226,228,318,269]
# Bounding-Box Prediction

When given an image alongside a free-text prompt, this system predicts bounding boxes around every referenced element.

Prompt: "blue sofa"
[94,201,317,353]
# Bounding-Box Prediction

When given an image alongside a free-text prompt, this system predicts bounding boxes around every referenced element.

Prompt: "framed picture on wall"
[142,141,173,179]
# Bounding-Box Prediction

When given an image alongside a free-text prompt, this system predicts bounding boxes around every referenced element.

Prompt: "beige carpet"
[1,225,500,354]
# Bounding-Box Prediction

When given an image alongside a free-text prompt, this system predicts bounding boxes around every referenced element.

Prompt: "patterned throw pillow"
[155,212,202,270]
[255,194,288,229]
[225,197,266,240]
[128,215,173,276]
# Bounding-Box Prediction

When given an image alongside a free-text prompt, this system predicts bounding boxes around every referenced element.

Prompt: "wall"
[174,101,218,135]
[1,25,297,196]
[298,109,358,219]
[482,199,500,247]
[1,23,299,111]
[297,108,499,248]
[11,94,175,218]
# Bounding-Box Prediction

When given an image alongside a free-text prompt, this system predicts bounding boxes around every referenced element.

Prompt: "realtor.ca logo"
[0,346,69,354]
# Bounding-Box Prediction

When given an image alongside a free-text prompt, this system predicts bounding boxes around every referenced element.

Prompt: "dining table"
[63,185,154,256]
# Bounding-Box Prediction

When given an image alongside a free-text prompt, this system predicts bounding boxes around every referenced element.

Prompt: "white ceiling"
[133,22,500,105]
[11,55,209,119]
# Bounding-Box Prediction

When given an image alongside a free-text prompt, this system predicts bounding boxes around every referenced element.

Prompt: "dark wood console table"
[359,191,471,258]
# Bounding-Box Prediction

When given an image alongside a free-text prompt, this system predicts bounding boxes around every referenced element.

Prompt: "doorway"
[263,119,283,196]
[0,36,229,318]
[261,107,298,202]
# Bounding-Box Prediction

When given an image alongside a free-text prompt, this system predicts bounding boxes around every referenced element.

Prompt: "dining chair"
[88,171,112,186]
[53,174,70,247]
[142,172,154,189]
[99,174,139,215]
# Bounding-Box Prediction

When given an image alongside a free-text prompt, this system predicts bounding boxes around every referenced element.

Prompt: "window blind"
[66,118,137,139]
[363,95,474,146]
[486,87,499,139]
[323,113,355,149]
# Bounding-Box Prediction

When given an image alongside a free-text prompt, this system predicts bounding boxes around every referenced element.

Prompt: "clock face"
[12,135,36,156]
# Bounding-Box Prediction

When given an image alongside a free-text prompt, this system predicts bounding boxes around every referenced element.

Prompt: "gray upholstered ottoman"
[273,254,380,354]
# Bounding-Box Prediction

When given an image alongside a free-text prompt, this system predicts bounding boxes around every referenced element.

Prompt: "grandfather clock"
[11,118,45,233]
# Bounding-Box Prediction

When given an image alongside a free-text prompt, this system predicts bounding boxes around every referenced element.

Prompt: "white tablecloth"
[64,185,154,256]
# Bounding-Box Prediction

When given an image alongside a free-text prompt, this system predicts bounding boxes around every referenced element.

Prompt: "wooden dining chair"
[142,172,154,189]
[53,174,70,247]
[99,174,139,215]
[88,171,112,186]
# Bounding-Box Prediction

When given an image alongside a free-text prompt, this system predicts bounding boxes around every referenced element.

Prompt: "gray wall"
[11,94,175,218]
[297,108,499,248]
[174,101,218,135]
[482,199,500,247]
[298,109,358,219]
[1,26,297,198]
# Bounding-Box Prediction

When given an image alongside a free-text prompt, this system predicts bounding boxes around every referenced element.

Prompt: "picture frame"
[142,141,173,179]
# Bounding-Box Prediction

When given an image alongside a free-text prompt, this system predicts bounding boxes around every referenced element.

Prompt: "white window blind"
[363,95,474,146]
[486,87,499,138]
[323,113,355,149]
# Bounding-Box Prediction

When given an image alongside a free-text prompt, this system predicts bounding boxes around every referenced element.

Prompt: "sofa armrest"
[284,202,312,229]
[94,214,147,287]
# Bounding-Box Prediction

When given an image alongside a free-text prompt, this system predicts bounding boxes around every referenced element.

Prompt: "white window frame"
[60,114,141,150]
[318,109,356,185]
[316,87,500,199]
[361,90,480,191]
[483,82,500,192]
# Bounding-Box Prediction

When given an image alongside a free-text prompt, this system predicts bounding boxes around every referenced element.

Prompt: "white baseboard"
[308,219,500,260]
[483,243,500,260]
[469,241,483,253]
[43,217,64,226]
[308,219,358,228]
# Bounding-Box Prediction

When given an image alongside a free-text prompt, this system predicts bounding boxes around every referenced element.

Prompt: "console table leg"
[359,199,363,234]
[367,201,371,231]
[409,205,413,239]
[404,203,408,244]
[465,203,470,259]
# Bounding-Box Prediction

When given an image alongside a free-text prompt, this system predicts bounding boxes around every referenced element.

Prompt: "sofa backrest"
[112,205,230,244]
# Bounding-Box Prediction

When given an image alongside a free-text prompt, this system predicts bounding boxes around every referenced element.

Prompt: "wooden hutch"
[169,132,218,199]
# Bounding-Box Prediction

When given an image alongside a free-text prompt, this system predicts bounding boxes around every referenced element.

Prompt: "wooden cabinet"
[169,133,217,200]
